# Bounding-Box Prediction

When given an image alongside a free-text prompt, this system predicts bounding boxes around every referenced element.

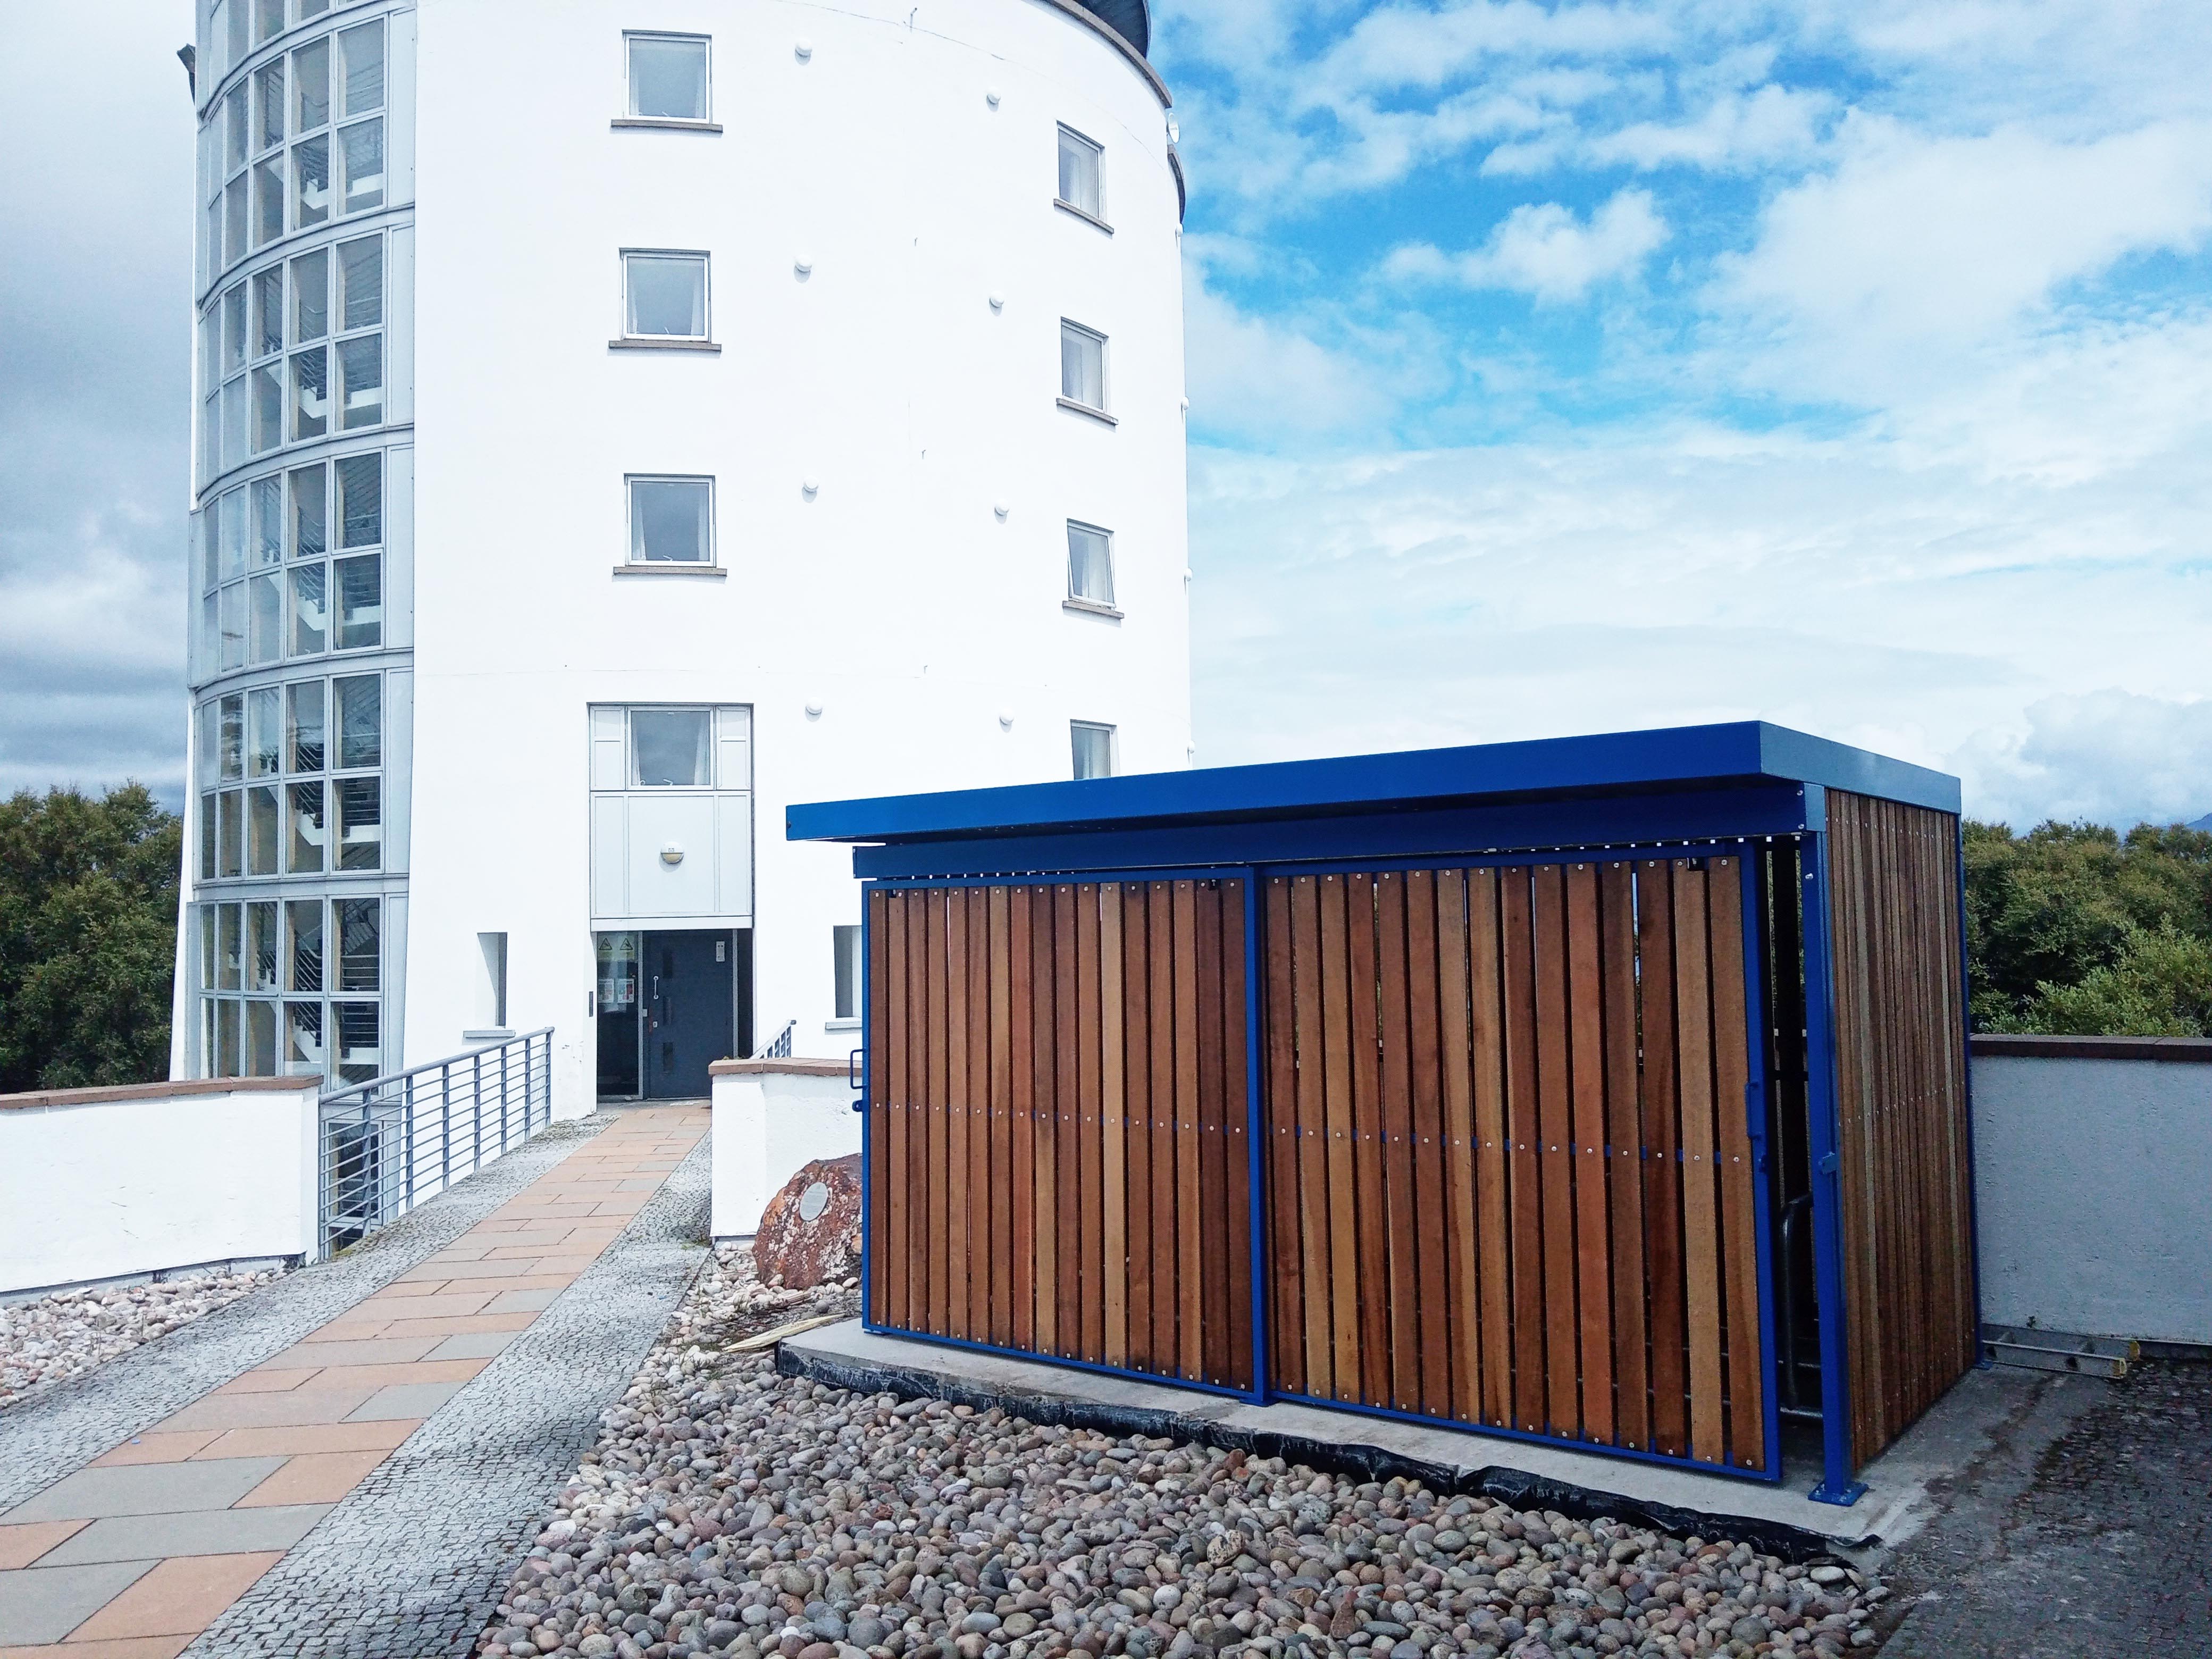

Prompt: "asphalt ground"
[1875,1359,2212,1656]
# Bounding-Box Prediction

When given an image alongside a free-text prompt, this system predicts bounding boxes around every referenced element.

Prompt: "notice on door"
[595,931,639,1011]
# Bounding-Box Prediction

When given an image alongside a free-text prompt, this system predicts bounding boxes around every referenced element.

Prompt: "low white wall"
[710,1059,860,1239]
[0,1077,322,1296]
[1972,1038,2212,1345]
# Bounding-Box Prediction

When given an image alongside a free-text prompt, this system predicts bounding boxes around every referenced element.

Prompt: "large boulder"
[753,1154,861,1289]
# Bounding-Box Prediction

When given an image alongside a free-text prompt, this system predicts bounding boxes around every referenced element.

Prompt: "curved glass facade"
[186,0,411,1083]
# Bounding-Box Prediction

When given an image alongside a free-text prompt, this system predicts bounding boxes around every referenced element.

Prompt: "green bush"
[0,785,182,1093]
[1965,819,2212,1034]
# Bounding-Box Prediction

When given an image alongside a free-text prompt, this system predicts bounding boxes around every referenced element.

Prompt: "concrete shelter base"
[779,1320,2040,1559]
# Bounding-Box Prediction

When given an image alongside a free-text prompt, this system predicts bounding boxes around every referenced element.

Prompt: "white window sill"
[1053,198,1115,235]
[610,117,724,133]
[608,338,722,353]
[825,1018,861,1032]
[1063,597,1124,620]
[463,1028,514,1043]
[1057,396,1118,426]
[613,563,727,577]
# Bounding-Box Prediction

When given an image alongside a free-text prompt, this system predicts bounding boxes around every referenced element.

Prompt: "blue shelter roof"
[787,720,1960,849]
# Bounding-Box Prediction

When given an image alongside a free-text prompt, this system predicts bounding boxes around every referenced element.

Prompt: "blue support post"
[859,883,875,1334]
[1238,868,1270,1405]
[1798,814,1867,1506]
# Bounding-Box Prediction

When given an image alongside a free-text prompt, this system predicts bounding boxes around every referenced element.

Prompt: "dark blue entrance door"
[642,929,734,1099]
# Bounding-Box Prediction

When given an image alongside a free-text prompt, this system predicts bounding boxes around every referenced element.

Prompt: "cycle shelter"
[787,722,1978,1505]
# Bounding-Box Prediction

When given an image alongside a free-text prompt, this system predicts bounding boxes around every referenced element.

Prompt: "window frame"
[194,666,382,888]
[196,447,383,675]
[617,30,719,131]
[626,706,717,790]
[1071,720,1118,781]
[621,473,720,574]
[616,248,717,349]
[1054,123,1112,233]
[198,230,386,488]
[1057,319,1114,424]
[1063,518,1120,616]
[199,16,386,289]
[192,891,382,1082]
[831,924,863,1026]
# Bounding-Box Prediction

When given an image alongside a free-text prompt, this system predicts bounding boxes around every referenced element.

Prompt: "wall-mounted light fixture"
[985,87,1001,107]
[988,292,1004,312]
[794,40,813,60]
[802,479,819,499]
[998,711,1015,730]
[660,843,685,866]
[993,501,1009,520]
[794,255,813,278]
[805,701,824,719]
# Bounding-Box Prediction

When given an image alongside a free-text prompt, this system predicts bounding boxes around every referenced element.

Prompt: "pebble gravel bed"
[482,1251,1888,1659]
[1,1268,283,1407]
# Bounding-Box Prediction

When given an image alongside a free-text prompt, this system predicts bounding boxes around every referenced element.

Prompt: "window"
[197,18,382,291]
[197,449,380,673]
[197,232,382,487]
[622,251,709,340]
[630,709,712,786]
[475,933,509,1030]
[194,894,380,1080]
[626,32,710,122]
[195,669,379,883]
[1059,321,1107,415]
[1066,521,1116,609]
[1056,125,1105,224]
[626,476,713,564]
[1071,720,1116,780]
[832,925,862,1023]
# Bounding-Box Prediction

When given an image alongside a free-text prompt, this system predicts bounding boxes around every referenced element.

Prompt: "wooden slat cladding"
[1825,794,1976,1468]
[866,879,1253,1393]
[1262,858,1768,1471]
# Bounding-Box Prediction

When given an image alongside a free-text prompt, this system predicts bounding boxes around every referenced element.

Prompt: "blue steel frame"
[1797,794,1869,1505]
[792,720,1961,847]
[853,833,1800,1485]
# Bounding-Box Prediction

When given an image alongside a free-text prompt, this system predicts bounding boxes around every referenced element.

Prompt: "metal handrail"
[754,1019,796,1059]
[316,1027,555,1259]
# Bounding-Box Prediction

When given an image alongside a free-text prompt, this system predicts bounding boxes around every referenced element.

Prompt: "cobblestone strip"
[0,1117,606,1514]
[183,1130,713,1659]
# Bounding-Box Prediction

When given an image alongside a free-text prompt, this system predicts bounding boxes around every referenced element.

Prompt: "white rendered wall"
[405,0,1189,1111]
[1972,1053,2212,1345]
[0,1082,321,1295]
[710,1061,862,1238]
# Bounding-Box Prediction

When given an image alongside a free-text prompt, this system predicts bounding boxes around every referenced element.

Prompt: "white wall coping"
[710,1058,848,1078]
[0,1076,315,1111]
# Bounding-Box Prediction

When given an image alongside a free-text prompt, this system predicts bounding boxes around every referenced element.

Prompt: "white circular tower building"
[175,0,1191,1111]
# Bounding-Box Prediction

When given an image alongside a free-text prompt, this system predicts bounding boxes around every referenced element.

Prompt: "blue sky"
[1,1,2208,826]
[1157,0,2212,825]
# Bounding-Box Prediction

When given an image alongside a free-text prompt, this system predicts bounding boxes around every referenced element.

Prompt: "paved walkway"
[0,1104,708,1659]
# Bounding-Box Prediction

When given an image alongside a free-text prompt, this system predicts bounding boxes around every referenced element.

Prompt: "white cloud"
[1385,188,1668,300]
[1712,114,2212,354]
[1585,83,1833,171]
[1187,406,2212,825]
[1954,691,2212,827]
[1182,272,1398,439]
